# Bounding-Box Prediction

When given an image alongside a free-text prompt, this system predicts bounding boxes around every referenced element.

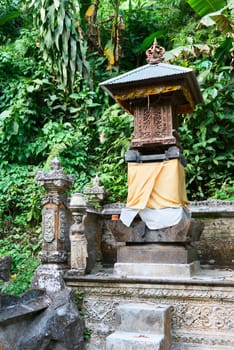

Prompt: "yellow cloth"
[126,159,188,210]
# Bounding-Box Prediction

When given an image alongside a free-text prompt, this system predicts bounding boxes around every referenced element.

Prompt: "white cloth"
[120,206,191,230]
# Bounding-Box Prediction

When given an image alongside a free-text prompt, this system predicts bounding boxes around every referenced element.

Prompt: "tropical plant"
[0,0,233,296]
[27,0,90,90]
[187,0,227,17]
[95,103,133,202]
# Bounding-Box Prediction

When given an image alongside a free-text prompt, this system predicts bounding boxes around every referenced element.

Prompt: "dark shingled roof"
[100,63,193,86]
[99,62,203,108]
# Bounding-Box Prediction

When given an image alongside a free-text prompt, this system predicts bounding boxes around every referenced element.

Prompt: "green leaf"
[54,0,60,10]
[139,31,165,53]
[199,9,234,33]
[0,110,11,120]
[187,0,226,17]
[40,7,46,23]
[0,11,21,26]
[13,120,19,134]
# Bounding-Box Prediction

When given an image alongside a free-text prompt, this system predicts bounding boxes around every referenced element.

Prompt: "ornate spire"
[146,39,165,64]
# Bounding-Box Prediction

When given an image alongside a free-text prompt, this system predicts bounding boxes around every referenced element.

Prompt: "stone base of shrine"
[31,263,69,294]
[65,268,234,350]
[113,261,200,279]
[117,243,198,264]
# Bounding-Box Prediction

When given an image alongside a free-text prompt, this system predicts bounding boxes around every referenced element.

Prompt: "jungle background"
[0,0,233,294]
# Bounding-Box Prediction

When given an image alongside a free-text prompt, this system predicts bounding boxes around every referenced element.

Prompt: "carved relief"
[43,209,55,242]
[59,209,66,241]
[70,283,234,350]
[171,303,234,331]
[173,333,234,348]
[132,102,176,146]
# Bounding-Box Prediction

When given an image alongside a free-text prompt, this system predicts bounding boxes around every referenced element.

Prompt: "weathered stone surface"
[116,303,170,336]
[107,220,146,242]
[145,219,204,243]
[0,287,84,350]
[101,201,234,268]
[106,303,171,350]
[114,261,200,279]
[66,274,234,350]
[69,213,88,275]
[0,289,50,324]
[106,331,164,350]
[108,218,203,243]
[85,212,102,272]
[117,244,197,264]
[31,264,68,293]
[0,256,12,281]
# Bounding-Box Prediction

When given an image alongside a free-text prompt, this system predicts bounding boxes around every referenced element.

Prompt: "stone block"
[114,261,200,279]
[117,244,197,264]
[107,218,204,243]
[106,331,164,350]
[0,256,12,281]
[31,264,68,293]
[116,303,170,336]
[0,289,50,324]
[0,287,84,350]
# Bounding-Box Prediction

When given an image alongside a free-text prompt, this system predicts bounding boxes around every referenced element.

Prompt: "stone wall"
[98,200,234,268]
[190,201,234,267]
[65,200,234,350]
[66,276,234,350]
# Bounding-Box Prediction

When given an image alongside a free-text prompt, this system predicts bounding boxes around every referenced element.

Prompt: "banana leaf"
[187,0,226,17]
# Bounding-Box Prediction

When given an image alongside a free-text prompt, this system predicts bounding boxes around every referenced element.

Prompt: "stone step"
[106,331,164,350]
[106,303,171,350]
[115,303,170,335]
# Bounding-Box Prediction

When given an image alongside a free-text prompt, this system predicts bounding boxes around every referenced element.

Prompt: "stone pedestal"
[117,244,197,264]
[31,264,68,293]
[114,261,200,279]
[109,220,203,279]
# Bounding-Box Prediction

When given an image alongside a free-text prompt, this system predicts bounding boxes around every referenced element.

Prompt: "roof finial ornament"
[146,39,165,64]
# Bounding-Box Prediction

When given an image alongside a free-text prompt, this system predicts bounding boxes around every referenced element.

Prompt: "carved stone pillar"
[32,158,74,293]
[36,158,74,264]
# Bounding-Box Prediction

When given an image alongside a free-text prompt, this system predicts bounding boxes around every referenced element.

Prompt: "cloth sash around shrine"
[120,159,190,229]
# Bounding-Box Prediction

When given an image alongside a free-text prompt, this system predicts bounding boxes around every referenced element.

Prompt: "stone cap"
[101,200,234,216]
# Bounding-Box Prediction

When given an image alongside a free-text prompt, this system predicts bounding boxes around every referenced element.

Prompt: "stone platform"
[114,261,200,279]
[65,266,234,350]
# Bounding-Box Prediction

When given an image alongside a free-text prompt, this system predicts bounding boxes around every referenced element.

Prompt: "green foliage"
[0,165,42,230]
[207,178,234,200]
[0,229,41,295]
[74,289,85,315]
[0,0,233,296]
[83,328,92,341]
[179,63,234,199]
[165,1,234,200]
[73,289,91,340]
[187,0,227,17]
[119,0,193,68]
[0,0,22,42]
[27,0,89,90]
[96,104,133,202]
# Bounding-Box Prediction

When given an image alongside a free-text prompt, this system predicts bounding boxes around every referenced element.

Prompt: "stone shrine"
[100,41,204,278]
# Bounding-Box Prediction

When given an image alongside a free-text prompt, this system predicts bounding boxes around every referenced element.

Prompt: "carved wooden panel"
[131,102,177,147]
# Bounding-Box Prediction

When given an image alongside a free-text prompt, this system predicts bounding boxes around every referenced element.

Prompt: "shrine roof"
[100,63,193,87]
[99,62,203,109]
